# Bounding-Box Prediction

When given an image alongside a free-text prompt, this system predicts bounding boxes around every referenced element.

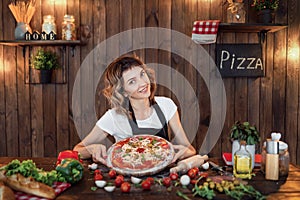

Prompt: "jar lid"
[279,141,288,150]
[43,15,55,20]
[64,14,75,22]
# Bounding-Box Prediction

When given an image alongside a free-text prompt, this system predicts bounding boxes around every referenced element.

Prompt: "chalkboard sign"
[215,44,264,77]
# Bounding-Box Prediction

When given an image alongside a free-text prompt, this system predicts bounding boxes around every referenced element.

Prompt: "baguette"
[3,173,56,199]
[0,181,15,200]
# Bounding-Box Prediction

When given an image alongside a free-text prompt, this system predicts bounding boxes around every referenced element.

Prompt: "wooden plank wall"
[0,0,299,165]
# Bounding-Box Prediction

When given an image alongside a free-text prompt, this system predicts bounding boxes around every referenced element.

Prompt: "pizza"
[107,135,175,176]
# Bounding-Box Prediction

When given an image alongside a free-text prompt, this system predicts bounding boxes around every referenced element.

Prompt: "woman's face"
[122,66,151,100]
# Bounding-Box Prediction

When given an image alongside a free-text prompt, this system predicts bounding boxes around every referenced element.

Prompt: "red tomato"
[199,172,209,179]
[120,182,131,193]
[169,172,179,180]
[187,168,197,179]
[146,177,155,185]
[115,175,124,187]
[141,180,151,190]
[192,167,199,174]
[161,143,169,149]
[94,169,101,174]
[136,148,145,153]
[162,177,172,187]
[190,179,198,185]
[108,169,117,179]
[94,173,103,180]
[116,175,124,181]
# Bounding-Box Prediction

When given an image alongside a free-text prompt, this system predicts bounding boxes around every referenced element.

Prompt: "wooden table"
[0,157,300,200]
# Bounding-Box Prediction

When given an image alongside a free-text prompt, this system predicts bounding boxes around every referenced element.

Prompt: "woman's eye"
[141,71,145,76]
[128,80,135,85]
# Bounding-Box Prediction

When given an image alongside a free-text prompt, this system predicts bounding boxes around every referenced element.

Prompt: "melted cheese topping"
[114,137,171,168]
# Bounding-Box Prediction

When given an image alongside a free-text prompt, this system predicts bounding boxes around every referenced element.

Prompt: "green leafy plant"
[230,121,260,145]
[251,0,279,11]
[31,48,60,70]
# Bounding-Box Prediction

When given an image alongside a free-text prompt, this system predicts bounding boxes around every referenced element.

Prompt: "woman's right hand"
[86,144,108,165]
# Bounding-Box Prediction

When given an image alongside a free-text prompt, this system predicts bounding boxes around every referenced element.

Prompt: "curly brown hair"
[102,55,157,116]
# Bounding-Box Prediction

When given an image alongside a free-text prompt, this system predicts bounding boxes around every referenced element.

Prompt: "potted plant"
[251,0,280,23]
[230,121,260,169]
[31,48,60,83]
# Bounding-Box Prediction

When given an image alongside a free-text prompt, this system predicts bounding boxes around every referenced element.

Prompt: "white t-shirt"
[96,96,177,142]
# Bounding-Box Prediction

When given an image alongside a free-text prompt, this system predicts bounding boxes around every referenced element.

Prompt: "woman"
[73,55,196,165]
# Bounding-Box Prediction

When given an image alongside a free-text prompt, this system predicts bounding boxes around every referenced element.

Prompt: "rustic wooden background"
[0,0,299,165]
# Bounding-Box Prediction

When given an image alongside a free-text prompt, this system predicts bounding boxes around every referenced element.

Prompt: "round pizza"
[106,135,175,176]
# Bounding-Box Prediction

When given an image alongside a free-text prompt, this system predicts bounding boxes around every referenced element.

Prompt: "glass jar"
[227,2,246,23]
[279,143,289,176]
[62,14,76,40]
[42,15,57,34]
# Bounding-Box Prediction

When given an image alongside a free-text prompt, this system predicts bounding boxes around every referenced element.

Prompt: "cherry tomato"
[162,177,172,187]
[190,179,198,185]
[141,180,151,190]
[187,168,197,179]
[94,173,103,180]
[115,175,124,187]
[120,182,131,193]
[169,172,179,180]
[146,177,155,185]
[108,169,117,179]
[94,169,102,174]
[199,172,209,179]
[116,175,124,181]
[192,167,199,174]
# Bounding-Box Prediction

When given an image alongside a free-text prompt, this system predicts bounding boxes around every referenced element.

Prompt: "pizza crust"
[107,135,174,177]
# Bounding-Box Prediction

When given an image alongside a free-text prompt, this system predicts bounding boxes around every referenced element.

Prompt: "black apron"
[128,103,169,141]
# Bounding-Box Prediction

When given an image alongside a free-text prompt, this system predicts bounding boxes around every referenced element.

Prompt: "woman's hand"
[172,145,188,163]
[86,144,108,165]
[172,144,196,163]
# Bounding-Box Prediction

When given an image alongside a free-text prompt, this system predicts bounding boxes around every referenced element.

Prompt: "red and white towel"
[192,20,220,44]
[14,182,71,200]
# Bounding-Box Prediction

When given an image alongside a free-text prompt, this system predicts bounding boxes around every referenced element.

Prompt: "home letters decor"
[216,44,264,77]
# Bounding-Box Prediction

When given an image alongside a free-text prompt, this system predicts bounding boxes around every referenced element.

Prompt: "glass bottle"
[42,15,57,34]
[233,140,252,179]
[62,14,76,40]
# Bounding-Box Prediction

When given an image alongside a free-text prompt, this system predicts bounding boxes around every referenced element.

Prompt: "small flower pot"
[257,9,275,23]
[40,69,53,84]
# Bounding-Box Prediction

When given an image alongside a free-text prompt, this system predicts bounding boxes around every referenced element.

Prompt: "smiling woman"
[73,54,196,168]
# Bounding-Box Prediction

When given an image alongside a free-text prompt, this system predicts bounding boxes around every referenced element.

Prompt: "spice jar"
[62,14,76,40]
[42,15,57,34]
[278,142,289,176]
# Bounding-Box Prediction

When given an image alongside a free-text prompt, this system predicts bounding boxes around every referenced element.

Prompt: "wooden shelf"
[219,23,287,33]
[0,40,81,47]
[0,40,82,84]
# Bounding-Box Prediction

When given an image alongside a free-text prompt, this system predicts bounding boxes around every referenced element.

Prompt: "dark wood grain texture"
[0,0,298,166]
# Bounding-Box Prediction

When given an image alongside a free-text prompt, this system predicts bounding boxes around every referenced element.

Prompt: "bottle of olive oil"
[233,140,252,179]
